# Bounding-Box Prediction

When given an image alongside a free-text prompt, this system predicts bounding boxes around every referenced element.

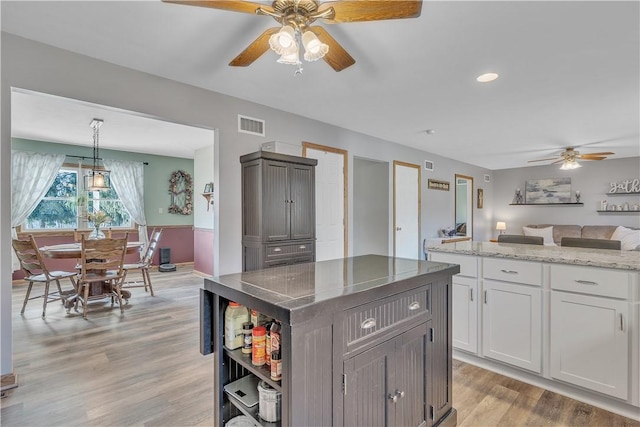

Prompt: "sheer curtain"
[11,151,65,271]
[103,159,148,248]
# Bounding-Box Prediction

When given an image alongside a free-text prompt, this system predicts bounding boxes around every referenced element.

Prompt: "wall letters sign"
[609,179,640,193]
[428,179,450,191]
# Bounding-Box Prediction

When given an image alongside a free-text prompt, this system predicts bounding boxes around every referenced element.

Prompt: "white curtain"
[103,159,148,249]
[11,151,65,271]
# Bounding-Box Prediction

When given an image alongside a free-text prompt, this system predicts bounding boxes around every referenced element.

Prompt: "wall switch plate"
[159,207,163,214]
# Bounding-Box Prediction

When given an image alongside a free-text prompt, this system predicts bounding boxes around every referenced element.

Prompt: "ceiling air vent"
[238,115,265,137]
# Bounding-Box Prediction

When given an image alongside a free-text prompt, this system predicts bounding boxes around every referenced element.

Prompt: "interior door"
[394,161,421,259]
[304,144,347,261]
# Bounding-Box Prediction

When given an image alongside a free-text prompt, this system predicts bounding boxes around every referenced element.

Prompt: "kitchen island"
[201,255,460,427]
[426,241,640,420]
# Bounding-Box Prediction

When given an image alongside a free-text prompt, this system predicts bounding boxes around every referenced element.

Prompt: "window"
[23,164,132,231]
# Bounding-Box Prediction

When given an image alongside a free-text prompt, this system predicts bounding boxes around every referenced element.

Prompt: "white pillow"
[610,226,640,251]
[522,226,557,246]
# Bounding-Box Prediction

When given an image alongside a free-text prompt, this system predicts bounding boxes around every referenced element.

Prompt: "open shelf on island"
[224,347,281,392]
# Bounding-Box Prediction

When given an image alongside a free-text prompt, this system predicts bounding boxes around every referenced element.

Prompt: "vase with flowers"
[87,210,110,239]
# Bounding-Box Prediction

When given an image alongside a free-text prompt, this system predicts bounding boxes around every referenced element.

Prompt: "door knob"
[396,227,402,231]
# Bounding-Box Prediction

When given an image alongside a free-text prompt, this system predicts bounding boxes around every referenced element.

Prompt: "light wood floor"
[2,267,638,426]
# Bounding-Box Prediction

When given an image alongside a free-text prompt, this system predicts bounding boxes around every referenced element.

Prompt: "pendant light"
[86,118,110,191]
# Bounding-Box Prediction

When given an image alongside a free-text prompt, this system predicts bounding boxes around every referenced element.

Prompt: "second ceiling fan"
[163,0,423,72]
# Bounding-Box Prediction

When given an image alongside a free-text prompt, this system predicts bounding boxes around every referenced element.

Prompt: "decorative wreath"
[168,170,193,215]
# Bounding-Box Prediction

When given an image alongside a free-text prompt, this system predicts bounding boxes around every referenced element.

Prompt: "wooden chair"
[12,235,78,318]
[76,233,129,319]
[561,237,621,250]
[122,228,163,296]
[497,234,544,245]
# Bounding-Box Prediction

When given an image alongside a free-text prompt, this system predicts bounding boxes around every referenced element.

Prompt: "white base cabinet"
[482,280,542,373]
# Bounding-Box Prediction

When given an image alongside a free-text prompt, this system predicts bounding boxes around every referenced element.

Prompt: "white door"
[550,291,629,399]
[393,161,420,259]
[304,145,346,261]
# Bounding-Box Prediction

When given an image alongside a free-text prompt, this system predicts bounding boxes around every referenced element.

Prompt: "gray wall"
[493,157,640,235]
[353,158,389,256]
[0,33,491,376]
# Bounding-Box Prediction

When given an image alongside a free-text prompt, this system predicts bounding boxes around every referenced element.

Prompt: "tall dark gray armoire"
[240,150,317,271]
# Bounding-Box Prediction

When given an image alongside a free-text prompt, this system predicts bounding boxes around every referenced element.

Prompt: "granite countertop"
[426,241,640,271]
[205,255,459,323]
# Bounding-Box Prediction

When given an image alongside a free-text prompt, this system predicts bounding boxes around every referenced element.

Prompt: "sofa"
[525,224,618,246]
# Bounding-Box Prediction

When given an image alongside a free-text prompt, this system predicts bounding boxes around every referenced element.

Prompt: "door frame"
[393,161,421,258]
[302,141,348,258]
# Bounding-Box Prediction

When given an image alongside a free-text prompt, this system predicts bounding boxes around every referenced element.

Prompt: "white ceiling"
[2,1,639,169]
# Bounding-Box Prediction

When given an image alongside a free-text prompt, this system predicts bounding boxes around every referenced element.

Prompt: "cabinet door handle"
[388,392,399,403]
[397,390,405,399]
[620,314,624,331]
[290,200,295,204]
[470,288,474,302]
[484,290,488,304]
[360,318,377,330]
[285,200,290,204]
[575,279,598,286]
[500,269,518,274]
[273,247,282,252]
[396,227,402,231]
[408,301,421,311]
[299,245,306,249]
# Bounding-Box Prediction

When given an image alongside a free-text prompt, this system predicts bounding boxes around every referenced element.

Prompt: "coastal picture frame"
[525,178,571,203]
[477,188,484,209]
[203,182,213,193]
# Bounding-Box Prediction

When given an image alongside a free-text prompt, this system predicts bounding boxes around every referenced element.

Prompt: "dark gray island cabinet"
[201,255,459,427]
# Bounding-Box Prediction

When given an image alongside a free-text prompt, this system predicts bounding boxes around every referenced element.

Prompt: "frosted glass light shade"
[560,160,581,170]
[277,48,300,65]
[269,26,297,55]
[302,31,328,62]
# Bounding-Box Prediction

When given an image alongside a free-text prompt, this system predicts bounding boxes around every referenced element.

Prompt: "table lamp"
[496,222,507,237]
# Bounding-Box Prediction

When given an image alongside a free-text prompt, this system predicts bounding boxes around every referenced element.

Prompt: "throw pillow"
[611,226,640,251]
[523,226,556,246]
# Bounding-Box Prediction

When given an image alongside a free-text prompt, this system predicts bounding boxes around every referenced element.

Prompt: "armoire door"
[289,163,315,240]
[263,160,291,241]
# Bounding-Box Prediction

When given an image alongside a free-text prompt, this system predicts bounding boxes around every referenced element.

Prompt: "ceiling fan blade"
[309,26,355,71]
[229,27,280,67]
[162,0,272,15]
[578,156,607,161]
[580,151,614,156]
[319,0,422,23]
[551,159,565,165]
[528,157,561,163]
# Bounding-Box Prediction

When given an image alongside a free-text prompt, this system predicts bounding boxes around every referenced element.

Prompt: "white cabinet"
[550,264,631,400]
[452,276,478,353]
[482,280,542,373]
[429,253,478,354]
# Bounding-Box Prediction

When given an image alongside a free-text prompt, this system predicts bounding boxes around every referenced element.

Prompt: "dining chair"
[122,228,163,296]
[12,235,78,318]
[497,234,544,245]
[76,233,129,319]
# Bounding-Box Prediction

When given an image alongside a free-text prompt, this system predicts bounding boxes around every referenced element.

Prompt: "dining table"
[40,241,144,304]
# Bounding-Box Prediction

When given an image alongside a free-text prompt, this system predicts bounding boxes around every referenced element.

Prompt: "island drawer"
[550,264,631,299]
[483,258,542,286]
[430,252,478,277]
[343,286,431,353]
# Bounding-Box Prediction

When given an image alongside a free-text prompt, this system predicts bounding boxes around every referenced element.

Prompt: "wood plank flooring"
[2,267,639,426]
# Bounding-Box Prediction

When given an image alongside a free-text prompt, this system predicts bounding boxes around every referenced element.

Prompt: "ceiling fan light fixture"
[269,25,297,55]
[560,159,581,170]
[302,30,329,62]
[277,47,301,66]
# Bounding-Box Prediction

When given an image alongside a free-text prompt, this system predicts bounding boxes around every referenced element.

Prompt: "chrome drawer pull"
[500,269,518,274]
[299,245,306,249]
[575,279,598,286]
[620,314,624,331]
[470,289,474,302]
[360,318,377,330]
[408,301,421,311]
[273,248,282,252]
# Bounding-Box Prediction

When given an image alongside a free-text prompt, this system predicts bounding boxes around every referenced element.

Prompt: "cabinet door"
[344,339,396,427]
[452,276,478,354]
[395,322,429,427]
[262,160,291,241]
[482,280,542,373]
[550,291,629,399]
[289,163,315,240]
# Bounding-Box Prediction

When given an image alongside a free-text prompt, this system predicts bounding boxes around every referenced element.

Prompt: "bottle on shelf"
[242,322,253,355]
[270,320,281,359]
[224,302,249,350]
[265,321,272,366]
[271,350,282,381]
[252,326,267,366]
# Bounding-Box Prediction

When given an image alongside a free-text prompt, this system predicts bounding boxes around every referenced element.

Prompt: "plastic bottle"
[270,350,282,381]
[252,326,267,366]
[224,302,249,350]
[265,321,272,366]
[270,320,281,359]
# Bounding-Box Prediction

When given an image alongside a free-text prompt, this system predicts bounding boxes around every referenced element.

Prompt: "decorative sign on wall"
[525,177,571,204]
[168,170,193,215]
[477,188,484,209]
[428,179,450,191]
[609,178,640,193]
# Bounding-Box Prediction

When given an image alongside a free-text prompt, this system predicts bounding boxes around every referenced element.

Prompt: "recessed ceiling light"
[476,72,499,83]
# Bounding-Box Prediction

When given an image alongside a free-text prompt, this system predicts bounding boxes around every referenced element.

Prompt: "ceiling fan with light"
[163,0,423,73]
[528,147,614,170]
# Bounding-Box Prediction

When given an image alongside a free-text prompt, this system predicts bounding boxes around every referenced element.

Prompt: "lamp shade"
[496,221,507,231]
[302,31,329,62]
[269,25,297,56]
[277,46,301,65]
